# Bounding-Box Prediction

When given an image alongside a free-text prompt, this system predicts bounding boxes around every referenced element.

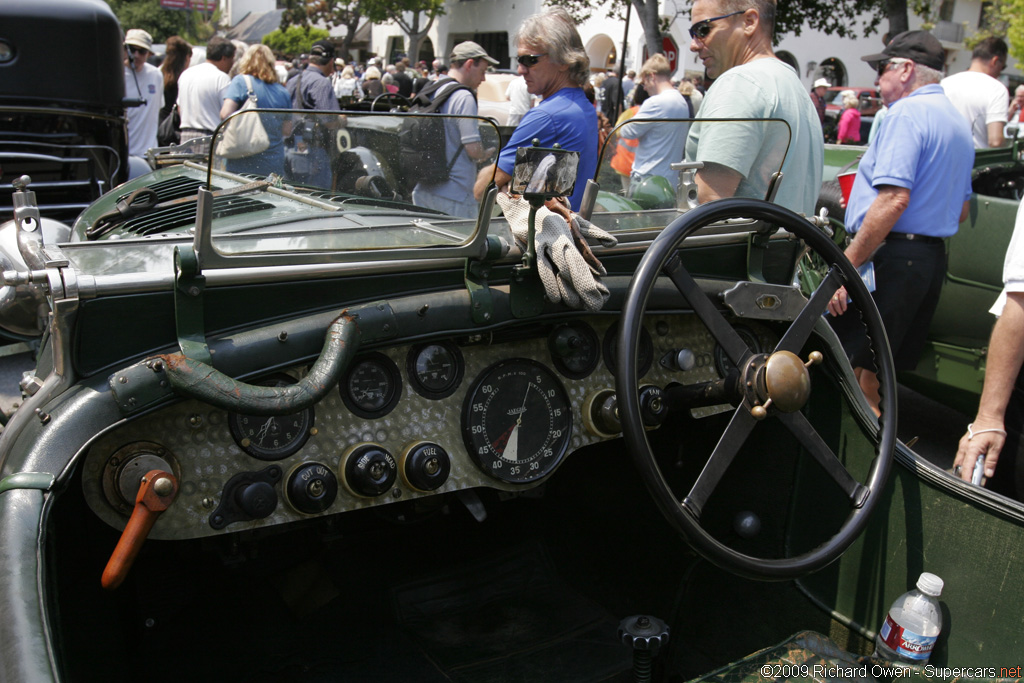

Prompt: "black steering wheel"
[615,198,896,580]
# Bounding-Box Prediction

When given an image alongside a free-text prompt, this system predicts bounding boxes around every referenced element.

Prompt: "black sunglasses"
[876,59,906,76]
[688,10,744,40]
[517,54,547,68]
[127,45,149,55]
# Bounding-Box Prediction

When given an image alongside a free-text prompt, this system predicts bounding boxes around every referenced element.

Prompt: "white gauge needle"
[254,417,275,444]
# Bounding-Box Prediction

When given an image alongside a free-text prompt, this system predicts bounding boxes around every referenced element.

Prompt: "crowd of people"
[120,1,1024,501]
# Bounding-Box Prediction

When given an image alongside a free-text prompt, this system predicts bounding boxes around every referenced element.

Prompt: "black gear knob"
[618,614,670,655]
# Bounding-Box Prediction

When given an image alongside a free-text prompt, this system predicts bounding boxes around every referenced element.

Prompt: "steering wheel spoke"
[777,410,869,507]
[775,266,845,355]
[683,407,758,519]
[664,252,752,366]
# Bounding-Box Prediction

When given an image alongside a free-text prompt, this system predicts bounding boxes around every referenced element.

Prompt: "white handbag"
[218,75,270,159]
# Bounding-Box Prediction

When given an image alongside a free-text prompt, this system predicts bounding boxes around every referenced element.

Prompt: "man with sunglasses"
[684,0,823,215]
[123,29,163,158]
[473,8,597,210]
[826,31,974,416]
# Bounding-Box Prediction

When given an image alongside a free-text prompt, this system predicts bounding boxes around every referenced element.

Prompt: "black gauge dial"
[714,325,762,378]
[548,321,600,379]
[603,322,654,377]
[340,353,402,419]
[407,342,464,399]
[228,375,315,460]
[462,359,573,484]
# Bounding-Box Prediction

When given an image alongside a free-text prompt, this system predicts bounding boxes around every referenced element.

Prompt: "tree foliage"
[262,25,331,56]
[967,0,1024,63]
[281,0,445,63]
[105,0,218,45]
[546,0,906,62]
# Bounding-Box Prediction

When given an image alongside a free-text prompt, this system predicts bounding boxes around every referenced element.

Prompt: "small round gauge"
[462,359,573,484]
[228,375,315,460]
[603,322,654,377]
[340,352,402,419]
[407,342,464,399]
[548,321,600,379]
[714,325,763,378]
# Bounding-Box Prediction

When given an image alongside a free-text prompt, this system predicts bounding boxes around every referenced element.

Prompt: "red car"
[823,86,883,119]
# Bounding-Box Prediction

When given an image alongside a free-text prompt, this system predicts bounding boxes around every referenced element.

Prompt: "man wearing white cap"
[811,77,830,123]
[123,29,163,157]
[411,41,498,218]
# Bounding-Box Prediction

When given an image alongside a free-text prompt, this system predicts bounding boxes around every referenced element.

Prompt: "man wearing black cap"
[827,30,975,415]
[289,40,341,112]
[287,39,341,189]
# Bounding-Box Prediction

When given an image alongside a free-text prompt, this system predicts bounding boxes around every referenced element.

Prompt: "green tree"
[282,0,363,58]
[547,0,907,62]
[281,0,446,64]
[967,0,1024,63]
[263,25,332,57]
[105,0,218,45]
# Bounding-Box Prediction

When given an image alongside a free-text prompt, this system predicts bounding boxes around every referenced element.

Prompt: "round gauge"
[548,321,600,379]
[228,375,315,460]
[603,322,654,377]
[462,359,573,484]
[340,353,402,419]
[407,342,464,399]
[714,325,763,378]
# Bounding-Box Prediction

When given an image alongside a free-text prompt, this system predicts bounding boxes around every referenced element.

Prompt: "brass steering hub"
[750,350,823,419]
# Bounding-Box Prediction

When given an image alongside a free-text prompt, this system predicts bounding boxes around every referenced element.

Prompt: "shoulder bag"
[218,75,270,159]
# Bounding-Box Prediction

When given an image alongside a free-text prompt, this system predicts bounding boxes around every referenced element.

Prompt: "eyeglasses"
[516,54,547,68]
[688,10,744,40]
[876,57,909,77]
[127,46,150,56]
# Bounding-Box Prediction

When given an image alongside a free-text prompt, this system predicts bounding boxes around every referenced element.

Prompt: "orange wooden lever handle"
[101,469,178,591]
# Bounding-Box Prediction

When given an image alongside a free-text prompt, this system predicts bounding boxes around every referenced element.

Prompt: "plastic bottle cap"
[917,572,944,596]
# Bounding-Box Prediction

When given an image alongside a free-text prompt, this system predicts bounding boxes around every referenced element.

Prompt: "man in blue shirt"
[473,8,597,210]
[827,30,974,415]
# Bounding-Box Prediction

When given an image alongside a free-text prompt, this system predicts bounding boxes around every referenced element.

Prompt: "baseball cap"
[310,40,335,59]
[813,78,830,88]
[450,41,498,65]
[124,29,153,52]
[861,30,946,71]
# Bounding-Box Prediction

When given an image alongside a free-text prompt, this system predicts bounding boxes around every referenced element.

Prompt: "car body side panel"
[795,444,1024,665]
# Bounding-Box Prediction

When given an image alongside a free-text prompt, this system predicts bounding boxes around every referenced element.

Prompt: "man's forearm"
[976,293,1024,425]
[844,186,909,268]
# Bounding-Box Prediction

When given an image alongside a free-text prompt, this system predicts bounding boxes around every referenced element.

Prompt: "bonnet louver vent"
[115,176,216,205]
[119,195,275,235]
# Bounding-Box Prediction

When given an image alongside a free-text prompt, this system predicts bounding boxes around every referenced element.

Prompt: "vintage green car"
[0,106,1022,683]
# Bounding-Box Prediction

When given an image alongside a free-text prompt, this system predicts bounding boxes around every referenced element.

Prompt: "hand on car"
[826,285,849,316]
[953,419,1006,484]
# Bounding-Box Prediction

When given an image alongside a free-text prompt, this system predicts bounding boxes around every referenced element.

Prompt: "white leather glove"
[497,193,618,312]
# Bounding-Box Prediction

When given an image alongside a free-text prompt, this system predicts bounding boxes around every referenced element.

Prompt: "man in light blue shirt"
[619,54,691,195]
[827,31,974,415]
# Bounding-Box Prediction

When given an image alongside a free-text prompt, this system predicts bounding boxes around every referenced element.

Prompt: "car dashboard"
[81,312,780,540]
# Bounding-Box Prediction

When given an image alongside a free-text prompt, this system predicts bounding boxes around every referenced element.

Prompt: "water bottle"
[874,572,943,664]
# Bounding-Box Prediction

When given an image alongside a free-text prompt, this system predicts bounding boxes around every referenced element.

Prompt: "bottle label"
[879,614,936,660]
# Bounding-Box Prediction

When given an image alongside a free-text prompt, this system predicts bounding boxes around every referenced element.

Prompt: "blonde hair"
[364,66,382,80]
[238,44,278,84]
[341,65,355,78]
[840,89,858,109]
[640,53,672,80]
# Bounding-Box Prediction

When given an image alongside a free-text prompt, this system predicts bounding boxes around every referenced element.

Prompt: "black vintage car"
[0,0,129,227]
[0,101,1022,683]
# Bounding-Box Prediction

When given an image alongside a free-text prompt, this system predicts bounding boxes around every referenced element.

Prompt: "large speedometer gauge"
[462,359,573,484]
